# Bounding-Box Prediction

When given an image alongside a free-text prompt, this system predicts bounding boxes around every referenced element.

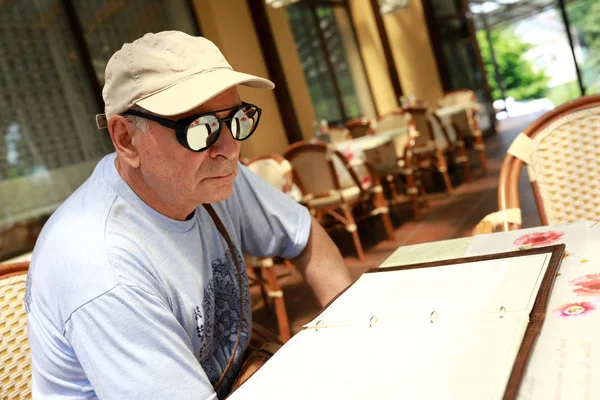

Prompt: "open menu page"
[231,315,529,400]
[307,253,551,328]
[230,249,558,400]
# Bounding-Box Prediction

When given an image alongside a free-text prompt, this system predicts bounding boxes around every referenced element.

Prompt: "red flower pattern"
[514,230,565,247]
[569,274,600,297]
[342,147,354,161]
[554,302,596,318]
[361,176,372,189]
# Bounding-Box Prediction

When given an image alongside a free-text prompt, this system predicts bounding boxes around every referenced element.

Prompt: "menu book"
[230,245,565,400]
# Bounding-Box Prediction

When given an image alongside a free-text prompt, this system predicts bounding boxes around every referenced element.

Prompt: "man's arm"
[292,217,353,306]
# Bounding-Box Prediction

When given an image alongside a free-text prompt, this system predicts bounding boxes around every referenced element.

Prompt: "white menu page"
[230,252,555,400]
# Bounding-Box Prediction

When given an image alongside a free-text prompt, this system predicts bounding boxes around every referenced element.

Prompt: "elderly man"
[26,31,352,399]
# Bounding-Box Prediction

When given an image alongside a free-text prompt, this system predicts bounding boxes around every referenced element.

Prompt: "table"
[335,127,407,161]
[333,127,407,188]
[378,221,600,399]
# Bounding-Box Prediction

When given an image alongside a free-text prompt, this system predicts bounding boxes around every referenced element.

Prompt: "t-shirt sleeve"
[233,164,311,259]
[64,284,216,400]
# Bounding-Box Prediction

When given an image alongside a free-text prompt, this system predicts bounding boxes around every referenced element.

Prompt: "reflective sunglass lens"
[231,106,257,140]
[187,115,219,151]
[184,104,259,151]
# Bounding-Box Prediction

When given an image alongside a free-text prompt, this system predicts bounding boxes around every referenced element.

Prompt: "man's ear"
[108,115,140,168]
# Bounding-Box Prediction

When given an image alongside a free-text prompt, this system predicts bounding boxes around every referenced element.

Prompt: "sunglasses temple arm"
[124,110,179,130]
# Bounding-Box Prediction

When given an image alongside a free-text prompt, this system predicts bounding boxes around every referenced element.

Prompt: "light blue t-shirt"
[25,153,311,399]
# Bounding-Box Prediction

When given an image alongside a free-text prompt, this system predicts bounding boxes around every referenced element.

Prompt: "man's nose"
[208,122,239,160]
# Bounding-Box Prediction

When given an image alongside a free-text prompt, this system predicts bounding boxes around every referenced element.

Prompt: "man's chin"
[196,184,234,204]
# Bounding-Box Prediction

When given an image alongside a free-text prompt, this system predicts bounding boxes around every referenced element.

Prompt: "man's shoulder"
[31,188,162,288]
[28,170,156,321]
[29,188,115,313]
[34,166,118,257]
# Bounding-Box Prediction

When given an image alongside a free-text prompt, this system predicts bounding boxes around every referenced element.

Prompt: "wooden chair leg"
[386,174,400,202]
[380,212,394,241]
[436,152,453,194]
[468,111,487,174]
[418,180,430,208]
[456,152,472,182]
[372,185,394,241]
[341,206,366,261]
[283,258,295,272]
[455,136,472,182]
[474,135,488,174]
[253,266,271,314]
[263,266,291,342]
[405,173,421,221]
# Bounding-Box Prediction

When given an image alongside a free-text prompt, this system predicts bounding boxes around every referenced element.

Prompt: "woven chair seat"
[0,273,31,399]
[306,186,364,208]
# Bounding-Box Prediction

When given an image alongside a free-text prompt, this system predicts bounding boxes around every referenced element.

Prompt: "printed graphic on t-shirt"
[196,249,251,393]
[25,274,32,314]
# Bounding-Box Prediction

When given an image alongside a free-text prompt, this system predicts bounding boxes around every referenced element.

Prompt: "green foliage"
[477,28,550,101]
[566,0,600,93]
[545,81,580,108]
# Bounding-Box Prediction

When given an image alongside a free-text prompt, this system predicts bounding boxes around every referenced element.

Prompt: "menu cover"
[229,245,565,400]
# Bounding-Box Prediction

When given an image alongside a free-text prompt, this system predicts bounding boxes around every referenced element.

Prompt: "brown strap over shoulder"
[202,204,245,392]
[229,342,282,394]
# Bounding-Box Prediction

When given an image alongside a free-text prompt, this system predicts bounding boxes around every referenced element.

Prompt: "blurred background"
[1,0,597,338]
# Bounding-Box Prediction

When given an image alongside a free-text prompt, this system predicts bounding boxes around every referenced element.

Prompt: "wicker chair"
[244,155,297,342]
[374,111,411,135]
[283,141,394,261]
[0,261,31,399]
[438,89,487,175]
[473,94,600,234]
[344,117,374,139]
[405,106,455,194]
[370,110,430,220]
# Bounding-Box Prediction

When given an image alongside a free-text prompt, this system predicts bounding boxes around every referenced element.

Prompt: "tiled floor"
[251,112,546,338]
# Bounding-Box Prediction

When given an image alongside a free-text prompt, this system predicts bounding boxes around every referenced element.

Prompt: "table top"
[336,127,407,152]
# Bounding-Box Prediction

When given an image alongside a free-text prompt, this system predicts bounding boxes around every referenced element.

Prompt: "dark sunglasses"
[122,102,262,152]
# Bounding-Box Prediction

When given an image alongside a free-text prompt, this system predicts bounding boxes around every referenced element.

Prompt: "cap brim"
[136,69,274,116]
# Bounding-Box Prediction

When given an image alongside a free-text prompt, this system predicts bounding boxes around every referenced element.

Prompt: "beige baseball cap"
[96,31,274,128]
